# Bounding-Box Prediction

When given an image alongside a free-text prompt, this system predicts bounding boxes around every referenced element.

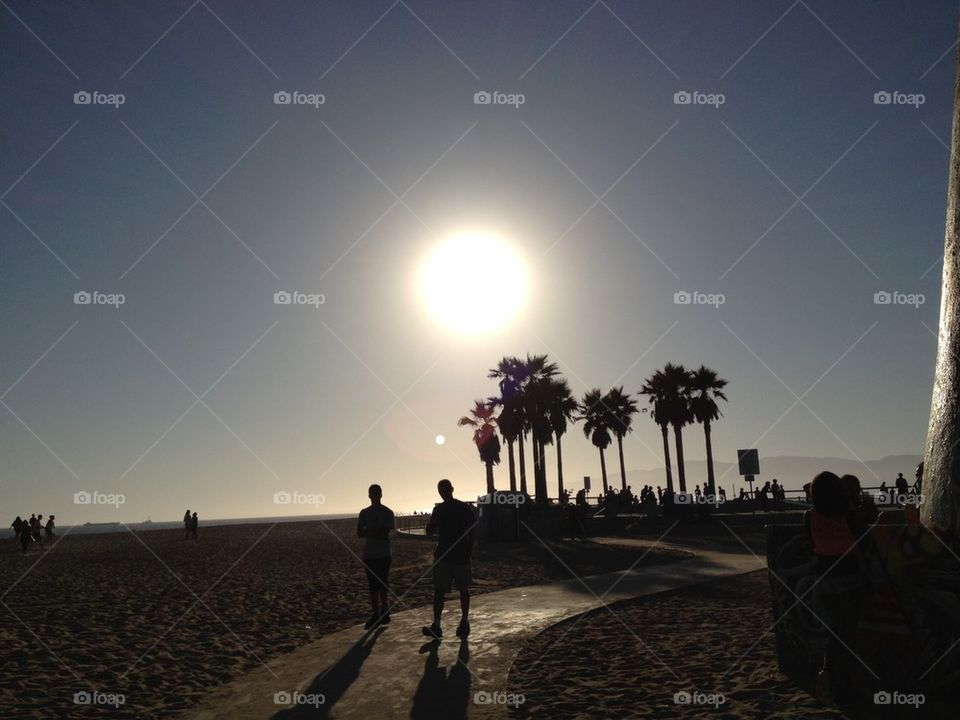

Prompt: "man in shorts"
[422,479,477,639]
[357,484,395,629]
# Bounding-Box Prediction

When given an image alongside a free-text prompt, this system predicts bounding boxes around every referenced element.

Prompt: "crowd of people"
[9,513,54,553]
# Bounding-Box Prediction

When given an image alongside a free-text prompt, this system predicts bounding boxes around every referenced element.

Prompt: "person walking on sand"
[357,484,395,629]
[19,521,31,553]
[189,512,198,540]
[183,509,191,539]
[422,479,477,640]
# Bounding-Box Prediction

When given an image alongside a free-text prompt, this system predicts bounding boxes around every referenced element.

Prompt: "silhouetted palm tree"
[488,356,526,491]
[640,367,685,494]
[580,388,612,493]
[640,373,670,493]
[689,366,728,495]
[547,378,579,499]
[521,354,560,502]
[458,399,501,493]
[524,376,553,503]
[605,386,638,492]
[656,363,693,493]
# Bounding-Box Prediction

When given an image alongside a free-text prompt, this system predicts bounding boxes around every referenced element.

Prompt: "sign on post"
[737,449,760,476]
[584,476,591,491]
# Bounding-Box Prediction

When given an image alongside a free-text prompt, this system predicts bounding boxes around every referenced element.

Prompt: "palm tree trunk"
[660,425,674,494]
[518,433,528,495]
[617,434,627,491]
[556,434,565,500]
[674,425,687,493]
[531,438,541,502]
[507,438,517,492]
[485,461,495,494]
[599,448,608,494]
[538,439,548,502]
[704,422,715,496]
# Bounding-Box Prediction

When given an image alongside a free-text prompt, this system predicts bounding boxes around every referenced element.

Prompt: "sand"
[0,519,687,719]
[507,570,837,720]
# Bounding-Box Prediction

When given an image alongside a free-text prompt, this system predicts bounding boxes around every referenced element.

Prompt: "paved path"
[184,538,764,720]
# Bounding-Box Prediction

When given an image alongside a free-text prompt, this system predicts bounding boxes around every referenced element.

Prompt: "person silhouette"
[183,509,191,540]
[189,512,198,540]
[44,515,55,541]
[422,479,476,640]
[357,484,395,629]
[19,521,31,553]
[805,471,866,707]
[895,472,909,497]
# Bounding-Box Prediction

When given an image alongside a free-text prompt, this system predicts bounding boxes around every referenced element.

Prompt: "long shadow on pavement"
[410,638,471,720]
[272,626,387,719]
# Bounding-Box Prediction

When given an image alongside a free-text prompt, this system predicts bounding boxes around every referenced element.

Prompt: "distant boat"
[83,521,119,527]
[141,516,153,525]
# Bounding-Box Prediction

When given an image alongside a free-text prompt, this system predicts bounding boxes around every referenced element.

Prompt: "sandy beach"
[506,570,830,720]
[0,519,687,718]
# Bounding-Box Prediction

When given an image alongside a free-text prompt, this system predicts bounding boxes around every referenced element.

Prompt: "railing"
[395,513,430,533]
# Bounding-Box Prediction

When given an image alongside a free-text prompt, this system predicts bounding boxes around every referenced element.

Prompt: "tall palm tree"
[488,357,526,492]
[689,366,728,496]
[640,371,673,493]
[580,388,612,493]
[661,363,693,493]
[458,399,501,493]
[605,386,638,492]
[495,399,523,492]
[522,354,560,502]
[547,378,579,499]
[524,376,553,503]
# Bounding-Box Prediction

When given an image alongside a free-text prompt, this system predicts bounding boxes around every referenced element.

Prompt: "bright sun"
[419,231,527,335]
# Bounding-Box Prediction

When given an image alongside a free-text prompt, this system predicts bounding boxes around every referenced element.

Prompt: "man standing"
[422,479,476,639]
[183,509,191,539]
[357,484,395,629]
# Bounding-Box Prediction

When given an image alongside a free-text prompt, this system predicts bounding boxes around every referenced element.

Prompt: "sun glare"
[419,231,527,335]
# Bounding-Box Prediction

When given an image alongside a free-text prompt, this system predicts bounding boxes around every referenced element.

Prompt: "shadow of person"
[272,626,386,719]
[410,638,471,720]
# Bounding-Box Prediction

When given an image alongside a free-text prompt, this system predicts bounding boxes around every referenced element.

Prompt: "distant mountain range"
[606,454,922,493]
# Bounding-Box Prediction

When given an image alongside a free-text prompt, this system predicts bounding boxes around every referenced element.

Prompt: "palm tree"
[659,363,693,493]
[605,386,638,492]
[524,376,553,503]
[640,366,687,494]
[580,388,613,493]
[689,366,728,496]
[547,378,579,499]
[488,357,526,492]
[458,399,501,493]
[640,371,672,493]
[495,399,523,492]
[522,354,560,502]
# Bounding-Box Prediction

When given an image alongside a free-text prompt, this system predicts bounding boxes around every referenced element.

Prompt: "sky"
[1,0,957,522]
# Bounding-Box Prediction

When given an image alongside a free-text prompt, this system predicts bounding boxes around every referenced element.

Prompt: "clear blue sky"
[1,0,956,522]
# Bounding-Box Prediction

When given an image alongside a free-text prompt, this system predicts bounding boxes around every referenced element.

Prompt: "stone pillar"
[923,28,960,539]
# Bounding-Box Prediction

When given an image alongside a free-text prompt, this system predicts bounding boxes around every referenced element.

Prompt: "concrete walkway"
[184,539,764,720]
